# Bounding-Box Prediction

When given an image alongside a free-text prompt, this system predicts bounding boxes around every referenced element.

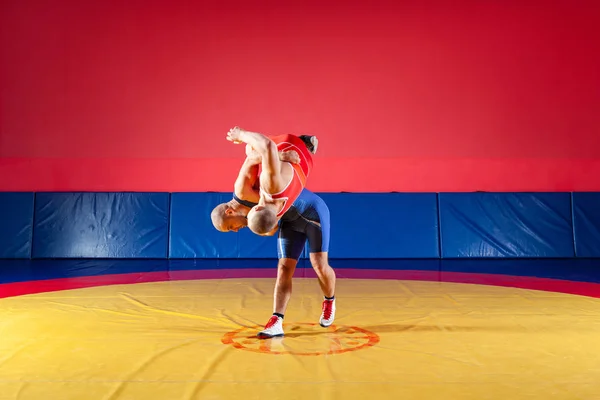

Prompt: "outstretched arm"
[227,127,281,186]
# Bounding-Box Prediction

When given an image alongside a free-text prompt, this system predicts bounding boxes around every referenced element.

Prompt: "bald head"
[247,206,278,235]
[211,203,247,232]
[210,203,229,231]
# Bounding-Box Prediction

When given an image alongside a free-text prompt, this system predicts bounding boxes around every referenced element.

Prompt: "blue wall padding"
[3,190,596,260]
[572,193,600,257]
[0,193,34,258]
[439,193,574,258]
[317,193,440,258]
[32,193,169,258]
[169,193,279,258]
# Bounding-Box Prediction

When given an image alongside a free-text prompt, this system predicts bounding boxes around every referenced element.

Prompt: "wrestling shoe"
[319,298,336,327]
[299,135,318,154]
[257,315,284,338]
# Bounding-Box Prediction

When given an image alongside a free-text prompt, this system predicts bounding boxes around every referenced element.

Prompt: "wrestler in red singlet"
[260,134,314,217]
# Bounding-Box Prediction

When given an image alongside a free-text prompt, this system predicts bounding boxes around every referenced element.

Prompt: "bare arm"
[233,157,261,203]
[232,149,299,203]
[227,127,281,190]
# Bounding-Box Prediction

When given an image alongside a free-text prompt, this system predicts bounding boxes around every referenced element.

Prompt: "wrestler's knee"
[277,258,297,278]
[309,252,331,273]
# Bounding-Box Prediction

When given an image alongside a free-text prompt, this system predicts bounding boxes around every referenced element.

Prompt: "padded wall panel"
[169,193,278,258]
[317,193,439,258]
[0,193,34,258]
[32,193,169,258]
[439,193,574,258]
[572,193,600,257]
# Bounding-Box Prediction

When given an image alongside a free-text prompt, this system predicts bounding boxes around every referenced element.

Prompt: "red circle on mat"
[222,323,380,356]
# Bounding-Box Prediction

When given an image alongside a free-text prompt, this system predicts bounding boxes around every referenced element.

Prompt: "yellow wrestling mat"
[1,278,600,399]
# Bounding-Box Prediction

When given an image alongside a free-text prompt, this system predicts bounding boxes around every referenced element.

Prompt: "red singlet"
[261,134,314,217]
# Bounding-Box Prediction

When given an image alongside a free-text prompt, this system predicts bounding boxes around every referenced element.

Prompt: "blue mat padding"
[0,193,34,259]
[0,191,597,260]
[169,193,279,258]
[318,193,440,258]
[438,193,575,258]
[572,193,600,258]
[32,193,170,258]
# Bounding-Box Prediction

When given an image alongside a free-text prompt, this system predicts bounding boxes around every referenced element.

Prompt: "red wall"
[1,0,599,192]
